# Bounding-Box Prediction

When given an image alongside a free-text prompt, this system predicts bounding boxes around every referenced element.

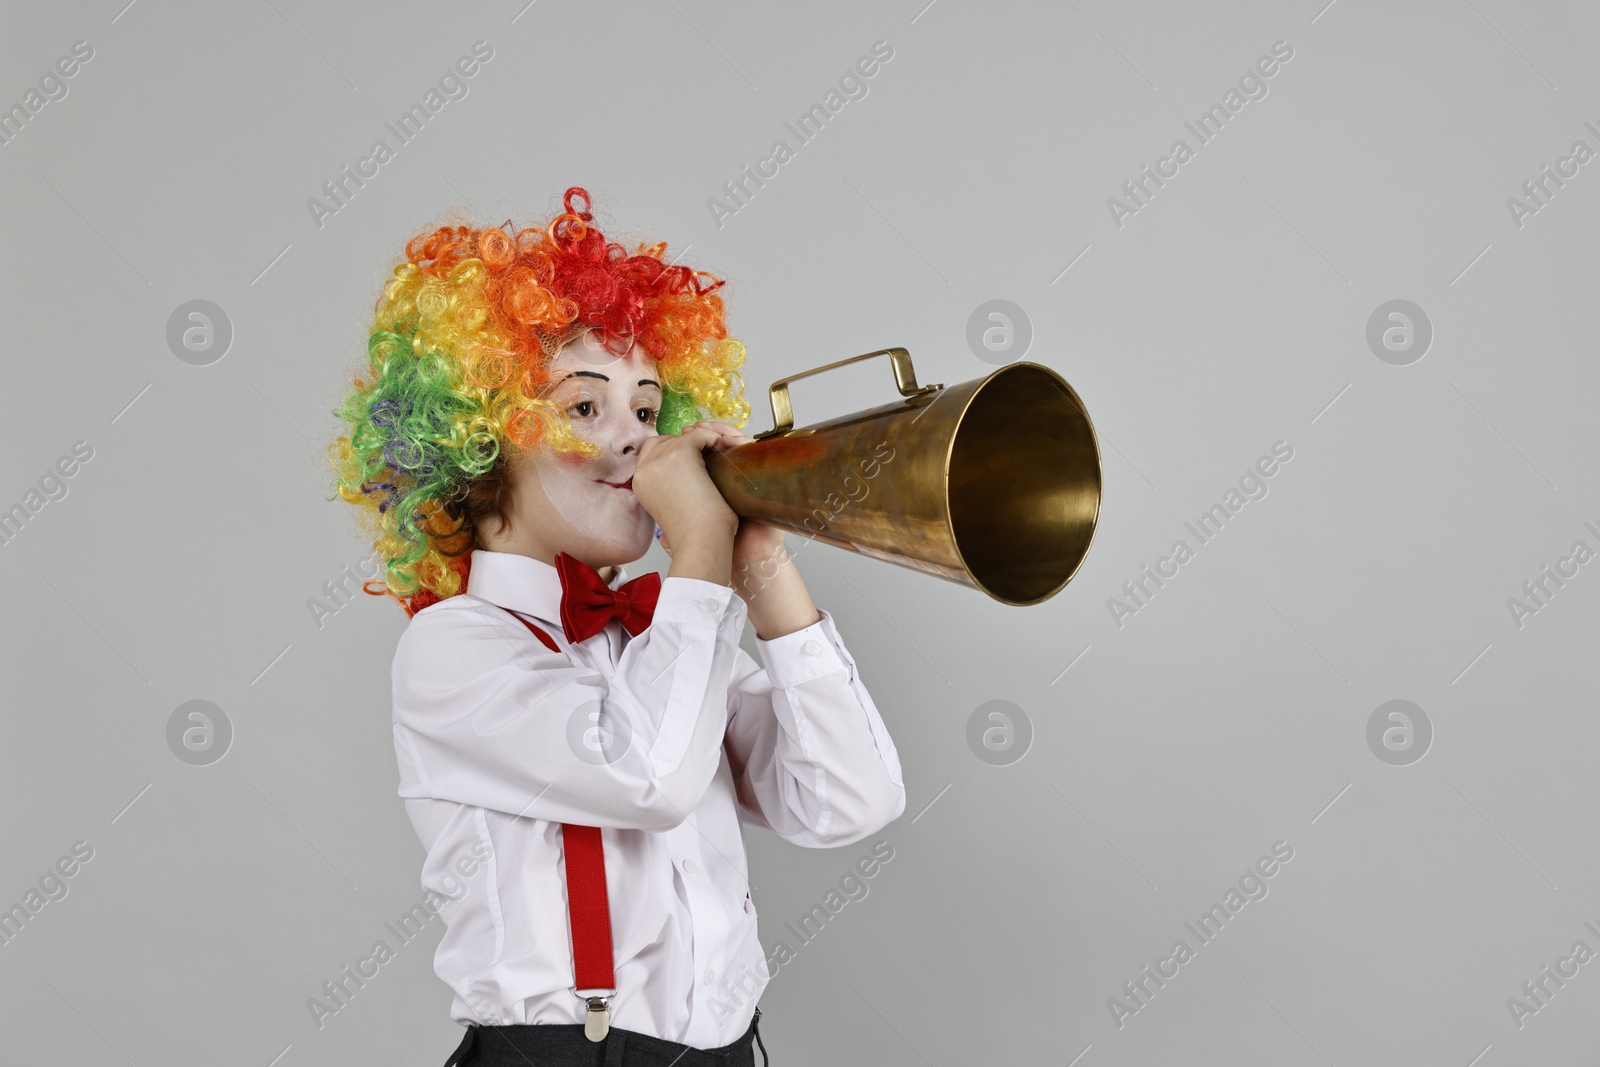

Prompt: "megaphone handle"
[758,347,941,438]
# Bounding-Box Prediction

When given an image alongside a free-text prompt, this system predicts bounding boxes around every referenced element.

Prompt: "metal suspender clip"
[575,990,614,1042]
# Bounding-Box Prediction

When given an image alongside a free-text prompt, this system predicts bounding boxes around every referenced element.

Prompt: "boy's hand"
[687,419,819,636]
[632,422,739,548]
[693,420,790,573]
[655,420,788,569]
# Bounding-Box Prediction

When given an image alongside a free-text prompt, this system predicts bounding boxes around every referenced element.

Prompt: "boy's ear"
[656,384,700,437]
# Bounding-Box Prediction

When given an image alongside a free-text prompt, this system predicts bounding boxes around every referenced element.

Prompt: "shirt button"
[682,859,699,874]
[802,640,822,656]
[703,967,715,985]
[699,597,720,614]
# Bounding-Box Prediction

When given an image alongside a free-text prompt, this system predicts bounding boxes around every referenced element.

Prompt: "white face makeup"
[497,330,662,569]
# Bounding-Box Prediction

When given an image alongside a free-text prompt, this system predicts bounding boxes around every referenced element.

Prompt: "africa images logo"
[1105,40,1295,229]
[306,41,494,230]
[1107,841,1296,1029]
[706,40,895,229]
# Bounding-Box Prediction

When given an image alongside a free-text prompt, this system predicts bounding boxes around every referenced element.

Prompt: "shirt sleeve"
[391,577,748,832]
[724,607,906,847]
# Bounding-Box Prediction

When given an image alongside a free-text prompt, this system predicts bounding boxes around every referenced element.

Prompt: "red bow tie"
[555,551,661,644]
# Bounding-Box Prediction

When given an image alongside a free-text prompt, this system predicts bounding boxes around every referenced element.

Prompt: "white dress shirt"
[390,548,906,1048]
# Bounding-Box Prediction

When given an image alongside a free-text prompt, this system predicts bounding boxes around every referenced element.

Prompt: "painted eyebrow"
[562,371,662,391]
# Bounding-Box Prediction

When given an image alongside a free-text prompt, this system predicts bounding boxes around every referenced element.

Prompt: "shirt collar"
[465,548,629,629]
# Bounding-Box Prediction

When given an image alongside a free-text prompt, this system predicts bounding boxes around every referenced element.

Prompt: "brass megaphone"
[703,348,1101,606]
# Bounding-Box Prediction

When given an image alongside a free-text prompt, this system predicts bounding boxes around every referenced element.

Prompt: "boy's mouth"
[597,477,634,491]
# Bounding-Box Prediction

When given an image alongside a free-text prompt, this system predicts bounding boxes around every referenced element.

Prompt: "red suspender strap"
[560,824,616,991]
[500,607,618,1000]
[508,612,561,653]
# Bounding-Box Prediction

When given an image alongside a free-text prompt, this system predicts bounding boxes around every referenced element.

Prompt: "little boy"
[331,187,906,1066]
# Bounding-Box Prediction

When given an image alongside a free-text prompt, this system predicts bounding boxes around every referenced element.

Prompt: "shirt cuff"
[652,575,743,627]
[755,608,849,688]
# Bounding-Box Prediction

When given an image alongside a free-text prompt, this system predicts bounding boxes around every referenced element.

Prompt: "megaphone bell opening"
[946,363,1102,605]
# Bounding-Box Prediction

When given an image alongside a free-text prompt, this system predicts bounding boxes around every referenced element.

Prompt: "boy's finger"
[693,421,750,447]
[682,422,724,447]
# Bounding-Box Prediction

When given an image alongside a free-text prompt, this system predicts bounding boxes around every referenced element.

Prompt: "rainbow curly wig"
[328,186,751,618]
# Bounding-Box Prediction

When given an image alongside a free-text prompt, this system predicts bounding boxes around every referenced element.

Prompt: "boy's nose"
[614,415,653,455]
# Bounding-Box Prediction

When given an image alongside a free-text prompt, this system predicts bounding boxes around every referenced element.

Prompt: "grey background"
[3,0,1597,1064]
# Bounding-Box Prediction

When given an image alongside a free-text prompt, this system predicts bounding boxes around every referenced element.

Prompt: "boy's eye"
[571,400,594,418]
[638,407,659,424]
